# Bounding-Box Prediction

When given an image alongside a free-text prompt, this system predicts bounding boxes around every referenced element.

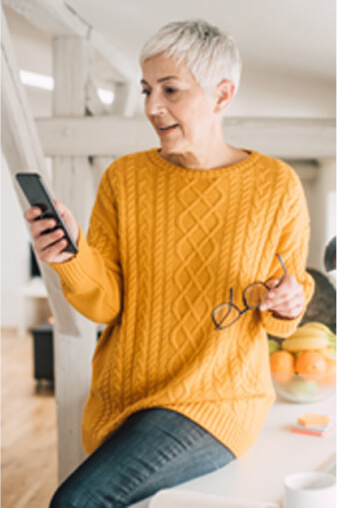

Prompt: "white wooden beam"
[3,0,88,37]
[35,116,336,159]
[223,117,336,160]
[1,6,97,484]
[111,82,140,118]
[1,8,47,182]
[3,0,138,82]
[52,37,96,230]
[91,156,115,191]
[52,35,98,482]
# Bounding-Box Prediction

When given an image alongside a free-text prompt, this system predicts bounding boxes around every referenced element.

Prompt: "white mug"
[283,472,336,508]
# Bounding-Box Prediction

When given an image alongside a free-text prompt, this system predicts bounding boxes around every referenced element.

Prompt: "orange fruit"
[270,351,296,382]
[295,351,328,381]
[320,358,336,386]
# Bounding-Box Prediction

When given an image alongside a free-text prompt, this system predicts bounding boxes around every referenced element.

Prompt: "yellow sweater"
[51,149,314,457]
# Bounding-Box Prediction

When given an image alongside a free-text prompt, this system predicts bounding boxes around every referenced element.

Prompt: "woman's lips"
[156,124,179,135]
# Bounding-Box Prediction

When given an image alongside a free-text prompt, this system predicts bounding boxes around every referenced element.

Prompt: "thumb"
[259,279,280,311]
[54,199,68,217]
[266,278,280,290]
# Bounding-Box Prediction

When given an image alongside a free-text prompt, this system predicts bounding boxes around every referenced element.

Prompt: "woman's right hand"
[24,200,79,264]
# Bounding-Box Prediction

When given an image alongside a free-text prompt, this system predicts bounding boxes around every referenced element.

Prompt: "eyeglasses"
[212,254,287,330]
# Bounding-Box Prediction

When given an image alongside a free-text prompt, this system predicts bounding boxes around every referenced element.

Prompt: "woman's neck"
[160,141,250,170]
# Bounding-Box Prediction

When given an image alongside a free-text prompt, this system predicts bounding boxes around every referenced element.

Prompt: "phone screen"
[16,173,78,254]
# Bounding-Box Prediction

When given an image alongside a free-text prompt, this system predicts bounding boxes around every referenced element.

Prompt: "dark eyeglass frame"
[212,254,287,330]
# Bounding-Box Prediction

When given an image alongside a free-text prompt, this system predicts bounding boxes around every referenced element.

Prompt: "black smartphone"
[16,172,78,254]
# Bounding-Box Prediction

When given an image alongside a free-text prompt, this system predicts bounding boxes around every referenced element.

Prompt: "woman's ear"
[214,80,236,114]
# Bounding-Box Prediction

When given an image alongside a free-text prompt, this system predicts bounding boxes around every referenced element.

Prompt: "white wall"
[229,67,336,119]
[1,153,30,327]
[309,159,336,271]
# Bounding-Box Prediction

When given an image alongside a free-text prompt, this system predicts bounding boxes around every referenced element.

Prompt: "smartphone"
[16,172,78,254]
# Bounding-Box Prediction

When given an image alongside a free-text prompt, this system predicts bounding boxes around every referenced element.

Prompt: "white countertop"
[131,393,336,507]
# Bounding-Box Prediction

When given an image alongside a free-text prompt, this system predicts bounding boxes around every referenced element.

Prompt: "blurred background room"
[1,1,336,507]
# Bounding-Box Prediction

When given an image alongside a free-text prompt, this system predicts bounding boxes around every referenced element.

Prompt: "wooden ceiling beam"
[3,0,138,82]
[35,116,336,160]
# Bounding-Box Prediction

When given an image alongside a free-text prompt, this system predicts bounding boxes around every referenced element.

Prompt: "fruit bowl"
[269,321,336,403]
[271,371,336,403]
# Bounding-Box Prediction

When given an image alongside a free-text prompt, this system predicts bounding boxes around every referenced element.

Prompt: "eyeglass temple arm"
[276,253,287,286]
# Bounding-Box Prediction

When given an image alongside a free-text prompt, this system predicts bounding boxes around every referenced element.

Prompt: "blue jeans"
[50,408,235,507]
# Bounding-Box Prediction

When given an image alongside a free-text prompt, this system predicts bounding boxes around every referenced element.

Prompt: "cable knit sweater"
[51,148,314,457]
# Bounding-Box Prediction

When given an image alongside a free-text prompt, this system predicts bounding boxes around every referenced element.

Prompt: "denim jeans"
[49,408,235,508]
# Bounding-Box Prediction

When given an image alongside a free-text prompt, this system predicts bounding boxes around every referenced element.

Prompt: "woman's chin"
[159,141,184,156]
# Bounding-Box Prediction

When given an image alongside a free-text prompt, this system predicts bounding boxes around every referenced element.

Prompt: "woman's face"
[141,55,218,157]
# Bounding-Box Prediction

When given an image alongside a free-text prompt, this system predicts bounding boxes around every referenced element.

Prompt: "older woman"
[25,19,314,508]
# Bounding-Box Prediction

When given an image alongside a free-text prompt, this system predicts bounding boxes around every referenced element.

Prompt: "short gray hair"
[139,19,242,95]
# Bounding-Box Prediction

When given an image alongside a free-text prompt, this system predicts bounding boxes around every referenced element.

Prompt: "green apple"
[268,339,280,355]
[287,377,318,399]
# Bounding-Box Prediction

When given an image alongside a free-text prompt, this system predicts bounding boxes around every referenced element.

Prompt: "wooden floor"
[1,329,58,508]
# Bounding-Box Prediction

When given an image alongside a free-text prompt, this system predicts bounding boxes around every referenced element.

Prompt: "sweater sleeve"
[259,168,315,338]
[49,166,123,324]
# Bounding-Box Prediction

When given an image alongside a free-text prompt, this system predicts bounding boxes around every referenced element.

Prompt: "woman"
[25,19,314,507]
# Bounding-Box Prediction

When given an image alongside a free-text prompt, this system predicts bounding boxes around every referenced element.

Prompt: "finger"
[262,290,304,310]
[265,285,304,303]
[54,200,69,217]
[265,278,280,290]
[34,228,66,252]
[24,206,42,223]
[269,297,303,314]
[38,238,74,264]
[272,303,303,319]
[267,275,301,298]
[53,200,79,245]
[30,218,57,240]
[260,291,304,315]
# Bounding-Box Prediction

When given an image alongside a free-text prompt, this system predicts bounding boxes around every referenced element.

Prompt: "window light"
[97,88,115,105]
[20,70,54,91]
[20,70,115,105]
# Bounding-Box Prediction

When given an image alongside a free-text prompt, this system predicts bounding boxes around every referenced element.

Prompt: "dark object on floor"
[31,322,105,389]
[32,322,54,390]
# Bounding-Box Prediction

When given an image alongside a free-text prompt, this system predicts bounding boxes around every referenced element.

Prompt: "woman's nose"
[146,93,166,116]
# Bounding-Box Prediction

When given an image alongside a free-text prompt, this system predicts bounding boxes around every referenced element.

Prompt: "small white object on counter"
[283,471,336,508]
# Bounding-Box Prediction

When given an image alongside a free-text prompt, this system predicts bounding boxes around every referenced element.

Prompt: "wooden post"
[52,37,96,230]
[51,35,97,482]
[1,7,96,483]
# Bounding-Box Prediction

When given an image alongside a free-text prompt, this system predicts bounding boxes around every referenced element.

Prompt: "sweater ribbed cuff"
[260,309,305,338]
[49,228,91,291]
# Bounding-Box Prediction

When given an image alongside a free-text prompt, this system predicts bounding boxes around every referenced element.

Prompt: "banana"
[281,322,336,353]
[282,335,330,352]
[287,327,328,340]
[299,323,336,346]
[301,322,335,336]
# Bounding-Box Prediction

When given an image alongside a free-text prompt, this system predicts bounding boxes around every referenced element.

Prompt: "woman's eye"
[141,89,151,96]
[165,87,177,95]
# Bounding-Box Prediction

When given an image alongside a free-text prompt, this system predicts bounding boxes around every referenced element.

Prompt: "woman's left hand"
[259,275,305,319]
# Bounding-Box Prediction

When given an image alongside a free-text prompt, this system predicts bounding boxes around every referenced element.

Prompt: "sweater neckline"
[146,148,260,177]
